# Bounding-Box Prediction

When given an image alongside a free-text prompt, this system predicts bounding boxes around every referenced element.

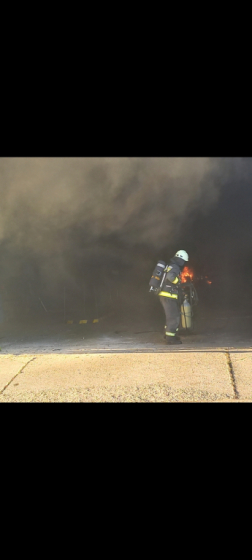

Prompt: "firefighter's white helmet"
[174,250,189,262]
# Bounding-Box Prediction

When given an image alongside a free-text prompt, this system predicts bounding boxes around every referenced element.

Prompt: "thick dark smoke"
[0,157,227,254]
[0,157,250,321]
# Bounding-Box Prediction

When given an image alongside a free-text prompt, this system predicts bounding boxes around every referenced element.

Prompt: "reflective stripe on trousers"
[159,291,178,299]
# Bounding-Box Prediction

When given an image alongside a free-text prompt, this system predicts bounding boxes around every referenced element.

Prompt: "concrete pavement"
[0,347,251,402]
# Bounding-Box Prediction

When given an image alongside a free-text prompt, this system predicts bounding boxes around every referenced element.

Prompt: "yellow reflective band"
[93,319,99,323]
[159,291,178,299]
[172,277,179,284]
[79,320,88,324]
[165,332,176,336]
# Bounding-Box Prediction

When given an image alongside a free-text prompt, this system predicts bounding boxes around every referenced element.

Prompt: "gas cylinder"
[181,295,192,329]
[149,260,166,291]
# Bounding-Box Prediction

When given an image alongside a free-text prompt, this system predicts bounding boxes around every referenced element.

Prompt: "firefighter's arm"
[166,266,180,285]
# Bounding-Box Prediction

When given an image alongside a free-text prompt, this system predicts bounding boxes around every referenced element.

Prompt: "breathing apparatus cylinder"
[181,295,192,329]
[149,260,166,292]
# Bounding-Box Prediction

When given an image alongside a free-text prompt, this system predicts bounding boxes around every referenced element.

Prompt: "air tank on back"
[149,260,166,292]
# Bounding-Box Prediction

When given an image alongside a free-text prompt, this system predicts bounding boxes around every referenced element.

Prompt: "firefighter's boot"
[166,335,182,345]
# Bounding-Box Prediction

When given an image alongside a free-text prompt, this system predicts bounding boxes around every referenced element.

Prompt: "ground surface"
[1,305,252,402]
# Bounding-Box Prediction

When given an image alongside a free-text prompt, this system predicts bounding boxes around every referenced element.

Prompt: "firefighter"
[159,250,189,344]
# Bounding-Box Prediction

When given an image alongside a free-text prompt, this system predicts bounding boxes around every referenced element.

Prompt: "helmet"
[174,250,189,262]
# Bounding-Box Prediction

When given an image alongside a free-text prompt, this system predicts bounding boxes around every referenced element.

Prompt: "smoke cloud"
[1,156,252,325]
[2,157,247,319]
[0,157,228,254]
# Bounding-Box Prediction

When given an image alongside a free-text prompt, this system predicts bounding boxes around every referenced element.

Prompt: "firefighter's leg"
[159,297,168,338]
[166,299,181,343]
[169,299,180,333]
[160,297,182,344]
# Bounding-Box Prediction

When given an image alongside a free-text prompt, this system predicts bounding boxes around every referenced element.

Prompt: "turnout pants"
[159,296,180,337]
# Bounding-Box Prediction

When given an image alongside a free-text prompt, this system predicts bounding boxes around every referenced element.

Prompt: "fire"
[181,266,194,283]
[205,276,212,284]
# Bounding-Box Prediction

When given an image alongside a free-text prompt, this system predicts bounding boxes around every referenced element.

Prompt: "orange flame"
[181,266,194,283]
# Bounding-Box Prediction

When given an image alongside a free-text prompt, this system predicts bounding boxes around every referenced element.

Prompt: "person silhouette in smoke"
[158,250,189,344]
